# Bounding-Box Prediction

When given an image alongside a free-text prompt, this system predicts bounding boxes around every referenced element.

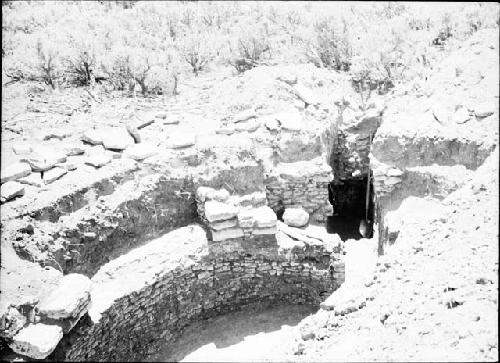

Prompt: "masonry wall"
[51,246,342,362]
[265,175,332,224]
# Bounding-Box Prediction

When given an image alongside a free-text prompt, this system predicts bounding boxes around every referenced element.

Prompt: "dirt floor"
[152,304,317,362]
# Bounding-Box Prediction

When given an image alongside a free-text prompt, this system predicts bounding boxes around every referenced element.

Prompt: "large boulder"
[38,274,91,320]
[1,162,31,184]
[9,324,63,359]
[283,208,309,227]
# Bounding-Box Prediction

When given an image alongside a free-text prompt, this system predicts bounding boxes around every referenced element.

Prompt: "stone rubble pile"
[3,273,92,360]
[196,187,277,242]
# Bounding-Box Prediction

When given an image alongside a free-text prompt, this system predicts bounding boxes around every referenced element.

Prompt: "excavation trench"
[49,224,342,362]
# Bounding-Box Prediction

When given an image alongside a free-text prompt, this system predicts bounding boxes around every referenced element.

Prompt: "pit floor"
[151,304,317,362]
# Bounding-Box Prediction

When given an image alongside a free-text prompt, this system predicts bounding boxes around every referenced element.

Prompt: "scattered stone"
[18,172,43,187]
[235,119,260,133]
[155,111,168,119]
[1,181,25,203]
[211,227,244,241]
[42,129,70,141]
[62,143,85,156]
[162,116,180,125]
[167,133,196,149]
[473,102,495,118]
[1,162,32,183]
[232,109,256,123]
[123,143,158,161]
[57,161,77,171]
[432,105,449,124]
[38,274,91,320]
[275,111,303,132]
[204,201,239,222]
[43,167,67,184]
[294,84,320,106]
[9,324,63,360]
[215,126,235,135]
[283,208,309,227]
[84,154,112,168]
[81,129,104,145]
[452,107,471,124]
[21,149,66,172]
[126,124,141,144]
[264,116,280,131]
[102,128,134,151]
[12,144,32,156]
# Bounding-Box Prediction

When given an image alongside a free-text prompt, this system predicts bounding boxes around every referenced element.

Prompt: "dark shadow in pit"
[326,176,375,241]
[150,303,317,362]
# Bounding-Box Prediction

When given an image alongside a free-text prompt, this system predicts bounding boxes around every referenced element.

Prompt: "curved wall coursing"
[50,225,343,362]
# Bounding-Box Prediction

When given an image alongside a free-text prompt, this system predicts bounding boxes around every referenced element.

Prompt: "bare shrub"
[178,31,215,76]
[308,16,352,71]
[229,26,272,73]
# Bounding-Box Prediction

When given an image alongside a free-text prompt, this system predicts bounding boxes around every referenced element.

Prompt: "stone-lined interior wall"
[46,175,198,276]
[51,235,343,362]
[265,157,333,225]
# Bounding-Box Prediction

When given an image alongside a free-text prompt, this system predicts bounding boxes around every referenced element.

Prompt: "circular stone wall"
[50,225,344,361]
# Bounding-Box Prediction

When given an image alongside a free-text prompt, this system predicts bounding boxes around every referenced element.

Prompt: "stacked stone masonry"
[195,187,277,242]
[49,224,344,362]
[265,157,333,224]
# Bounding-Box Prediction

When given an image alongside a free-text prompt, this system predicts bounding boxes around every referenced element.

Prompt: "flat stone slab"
[102,128,135,151]
[43,167,68,184]
[123,143,158,161]
[232,109,256,123]
[211,227,244,241]
[1,162,31,183]
[62,143,85,156]
[38,273,92,320]
[18,172,43,187]
[9,324,63,359]
[293,84,320,106]
[215,126,235,135]
[85,154,112,168]
[204,201,239,222]
[275,111,303,131]
[1,181,25,203]
[12,144,32,155]
[167,133,196,149]
[235,119,260,133]
[283,208,309,227]
[211,218,238,231]
[21,149,66,172]
[81,129,105,145]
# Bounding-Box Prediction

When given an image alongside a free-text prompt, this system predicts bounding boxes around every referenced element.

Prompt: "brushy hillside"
[2,1,499,98]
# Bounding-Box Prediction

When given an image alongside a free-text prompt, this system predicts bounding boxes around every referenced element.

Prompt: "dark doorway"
[326,176,374,240]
